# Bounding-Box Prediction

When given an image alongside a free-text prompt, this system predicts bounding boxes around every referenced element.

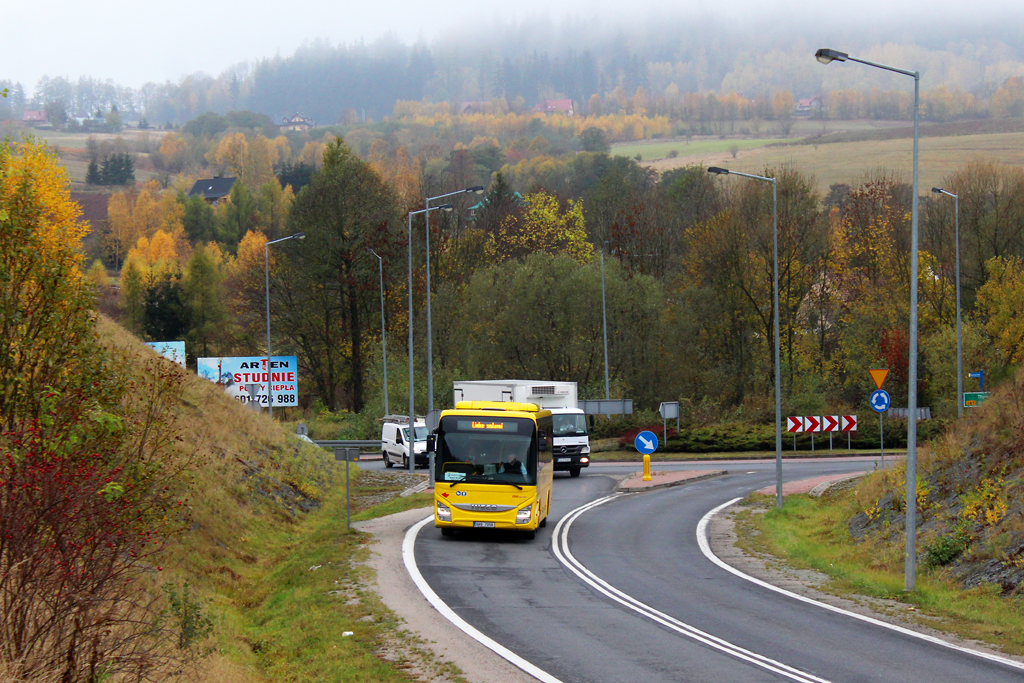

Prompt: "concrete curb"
[615,469,729,493]
[808,472,866,497]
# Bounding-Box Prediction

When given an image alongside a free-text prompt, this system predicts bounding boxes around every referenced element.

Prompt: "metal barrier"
[887,407,932,420]
[312,440,383,461]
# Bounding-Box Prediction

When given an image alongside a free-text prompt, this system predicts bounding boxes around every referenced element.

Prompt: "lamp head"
[439,203,454,212]
[815,48,848,65]
[466,185,485,194]
[294,232,306,240]
[931,187,943,194]
[707,167,730,175]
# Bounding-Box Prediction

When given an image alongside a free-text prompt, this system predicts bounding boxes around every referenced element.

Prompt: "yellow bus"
[429,401,553,539]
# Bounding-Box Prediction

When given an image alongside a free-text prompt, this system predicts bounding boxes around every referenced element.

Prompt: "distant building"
[279,113,315,132]
[796,96,823,115]
[534,99,575,116]
[188,177,237,204]
[21,110,51,129]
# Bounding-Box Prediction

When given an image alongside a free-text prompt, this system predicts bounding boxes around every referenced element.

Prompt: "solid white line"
[697,499,1024,673]
[402,515,565,683]
[552,495,831,683]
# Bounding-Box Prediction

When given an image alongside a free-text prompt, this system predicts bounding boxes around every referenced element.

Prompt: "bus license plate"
[557,458,572,463]
[473,522,495,528]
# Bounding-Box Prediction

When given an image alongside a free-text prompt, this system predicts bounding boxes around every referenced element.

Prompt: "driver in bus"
[499,444,527,477]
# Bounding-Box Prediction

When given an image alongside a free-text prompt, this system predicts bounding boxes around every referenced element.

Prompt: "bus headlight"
[436,501,452,522]
[515,505,533,525]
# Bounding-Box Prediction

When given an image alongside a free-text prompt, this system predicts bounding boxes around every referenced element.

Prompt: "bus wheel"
[441,528,454,537]
[569,467,581,477]
[521,528,536,540]
[383,452,393,468]
[539,516,547,528]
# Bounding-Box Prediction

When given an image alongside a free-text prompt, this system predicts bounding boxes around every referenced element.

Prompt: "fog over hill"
[3,11,1024,126]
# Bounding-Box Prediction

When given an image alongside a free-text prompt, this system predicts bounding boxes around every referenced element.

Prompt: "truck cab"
[549,408,590,477]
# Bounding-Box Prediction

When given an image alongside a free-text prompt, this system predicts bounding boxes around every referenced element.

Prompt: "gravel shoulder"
[354,508,538,683]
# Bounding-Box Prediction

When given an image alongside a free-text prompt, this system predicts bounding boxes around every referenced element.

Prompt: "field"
[639,124,1024,196]
[611,137,799,161]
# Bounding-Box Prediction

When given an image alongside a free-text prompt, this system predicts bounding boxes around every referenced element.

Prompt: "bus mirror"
[539,431,548,450]
[426,434,436,453]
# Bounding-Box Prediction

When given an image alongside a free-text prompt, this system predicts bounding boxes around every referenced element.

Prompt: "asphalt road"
[412,459,1024,683]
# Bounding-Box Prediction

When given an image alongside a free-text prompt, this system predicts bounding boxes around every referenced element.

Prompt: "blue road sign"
[634,430,659,454]
[870,389,891,413]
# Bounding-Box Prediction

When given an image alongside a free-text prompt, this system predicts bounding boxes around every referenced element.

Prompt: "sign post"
[968,370,984,392]
[634,430,658,481]
[787,416,803,451]
[659,402,679,441]
[869,369,890,465]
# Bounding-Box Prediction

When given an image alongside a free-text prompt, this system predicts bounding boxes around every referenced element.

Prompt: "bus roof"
[444,401,552,419]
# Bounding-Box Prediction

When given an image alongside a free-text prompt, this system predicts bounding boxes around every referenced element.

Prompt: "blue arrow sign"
[870,389,891,413]
[634,430,659,454]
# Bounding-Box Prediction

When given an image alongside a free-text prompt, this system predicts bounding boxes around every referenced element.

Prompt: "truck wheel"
[569,467,581,477]
[383,451,392,468]
[441,527,454,537]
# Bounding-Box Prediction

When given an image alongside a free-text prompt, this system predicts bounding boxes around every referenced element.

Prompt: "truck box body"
[452,381,590,476]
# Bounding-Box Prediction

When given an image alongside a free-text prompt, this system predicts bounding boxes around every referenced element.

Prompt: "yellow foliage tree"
[489,191,592,264]
[977,256,1024,364]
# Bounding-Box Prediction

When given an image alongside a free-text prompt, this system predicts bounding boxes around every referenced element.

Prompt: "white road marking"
[552,495,831,683]
[403,515,565,683]
[697,498,1024,673]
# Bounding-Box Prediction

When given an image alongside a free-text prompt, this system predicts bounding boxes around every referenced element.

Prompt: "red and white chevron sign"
[787,416,803,433]
[803,415,822,432]
[842,415,858,432]
[823,415,840,432]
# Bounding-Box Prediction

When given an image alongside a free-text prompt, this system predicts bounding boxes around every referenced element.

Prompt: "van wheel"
[402,454,408,469]
[441,527,454,537]
[569,467,581,477]
[383,452,393,468]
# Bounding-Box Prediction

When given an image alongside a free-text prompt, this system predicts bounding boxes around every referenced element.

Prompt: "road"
[409,459,1024,683]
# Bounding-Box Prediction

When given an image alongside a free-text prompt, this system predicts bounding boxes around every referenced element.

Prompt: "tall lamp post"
[600,241,611,404]
[817,47,921,591]
[931,187,962,418]
[708,166,782,509]
[424,186,484,417]
[368,248,389,416]
[265,232,305,418]
[408,204,453,472]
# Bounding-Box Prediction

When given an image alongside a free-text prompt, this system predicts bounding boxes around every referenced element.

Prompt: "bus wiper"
[491,480,523,490]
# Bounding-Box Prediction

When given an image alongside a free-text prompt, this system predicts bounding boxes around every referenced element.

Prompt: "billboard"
[196,356,299,407]
[145,341,186,367]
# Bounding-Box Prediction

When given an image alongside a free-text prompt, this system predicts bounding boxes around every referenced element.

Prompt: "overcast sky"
[5,0,1020,90]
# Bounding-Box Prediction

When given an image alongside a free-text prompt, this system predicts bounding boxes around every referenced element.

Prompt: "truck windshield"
[552,414,588,436]
[435,416,536,486]
[402,426,429,441]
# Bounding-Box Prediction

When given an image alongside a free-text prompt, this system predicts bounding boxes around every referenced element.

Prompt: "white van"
[381,418,429,468]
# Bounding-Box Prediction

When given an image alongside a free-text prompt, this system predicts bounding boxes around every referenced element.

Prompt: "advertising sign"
[197,356,299,407]
[145,341,186,367]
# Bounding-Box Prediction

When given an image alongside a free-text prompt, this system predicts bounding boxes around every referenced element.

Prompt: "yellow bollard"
[642,453,652,481]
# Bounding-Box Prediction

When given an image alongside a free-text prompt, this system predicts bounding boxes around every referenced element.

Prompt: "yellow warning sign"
[869,368,889,390]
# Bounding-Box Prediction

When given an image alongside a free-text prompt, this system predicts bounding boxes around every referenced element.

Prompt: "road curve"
[413,460,1023,682]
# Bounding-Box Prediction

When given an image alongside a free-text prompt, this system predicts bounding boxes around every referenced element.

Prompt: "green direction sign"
[964,392,990,408]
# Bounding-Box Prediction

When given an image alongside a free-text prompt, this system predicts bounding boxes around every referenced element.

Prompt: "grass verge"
[736,492,1024,656]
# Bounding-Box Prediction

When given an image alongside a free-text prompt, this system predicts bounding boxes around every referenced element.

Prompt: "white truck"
[452,380,591,477]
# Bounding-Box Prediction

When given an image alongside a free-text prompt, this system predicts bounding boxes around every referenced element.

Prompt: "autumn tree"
[490,191,592,264]
[275,138,403,411]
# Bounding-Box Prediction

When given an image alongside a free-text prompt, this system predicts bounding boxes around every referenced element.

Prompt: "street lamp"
[932,187,962,418]
[708,166,782,510]
[817,47,922,591]
[367,248,388,416]
[600,241,611,404]
[408,204,453,472]
[424,186,484,417]
[265,232,305,418]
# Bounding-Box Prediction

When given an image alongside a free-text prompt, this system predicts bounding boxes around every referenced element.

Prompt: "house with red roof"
[534,99,575,116]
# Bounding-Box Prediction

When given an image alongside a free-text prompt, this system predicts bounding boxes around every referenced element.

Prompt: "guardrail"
[312,440,382,462]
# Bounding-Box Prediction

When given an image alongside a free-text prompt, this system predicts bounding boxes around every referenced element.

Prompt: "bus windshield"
[552,413,588,437]
[435,416,536,486]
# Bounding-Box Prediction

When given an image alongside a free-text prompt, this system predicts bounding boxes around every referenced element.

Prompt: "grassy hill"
[90,315,438,683]
[740,369,1024,654]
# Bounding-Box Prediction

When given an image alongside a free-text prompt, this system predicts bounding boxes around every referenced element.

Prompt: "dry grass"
[645,130,1024,196]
